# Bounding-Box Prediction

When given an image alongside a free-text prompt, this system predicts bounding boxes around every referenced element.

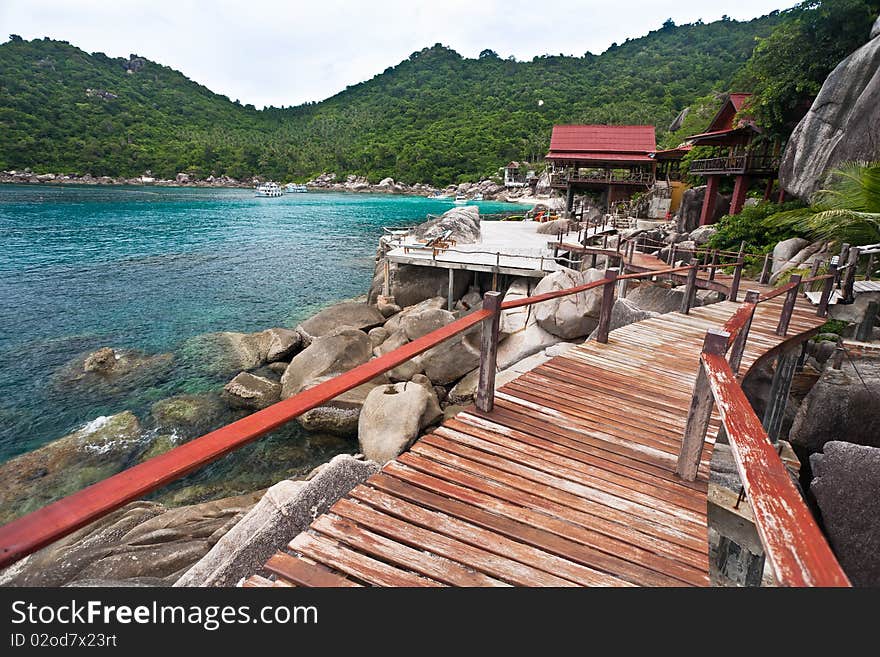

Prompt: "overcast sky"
[1,0,798,108]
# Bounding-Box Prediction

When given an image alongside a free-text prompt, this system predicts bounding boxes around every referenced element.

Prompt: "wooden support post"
[762,349,798,443]
[831,346,845,370]
[475,291,502,413]
[708,250,718,281]
[382,258,390,297]
[668,243,676,266]
[590,253,597,269]
[729,290,760,375]
[867,253,875,281]
[759,252,771,285]
[842,247,860,304]
[677,329,730,481]
[447,268,455,312]
[681,261,698,315]
[776,273,801,336]
[809,258,821,280]
[596,268,618,344]
[491,271,498,291]
[817,263,837,317]
[857,301,879,342]
[838,242,850,269]
[730,259,743,302]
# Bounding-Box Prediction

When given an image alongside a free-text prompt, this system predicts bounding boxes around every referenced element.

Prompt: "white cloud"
[0,0,798,108]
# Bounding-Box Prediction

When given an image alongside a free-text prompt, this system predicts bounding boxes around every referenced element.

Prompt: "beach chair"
[403,229,456,256]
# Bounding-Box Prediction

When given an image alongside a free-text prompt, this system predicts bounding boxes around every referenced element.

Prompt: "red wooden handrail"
[700,352,850,587]
[0,310,491,568]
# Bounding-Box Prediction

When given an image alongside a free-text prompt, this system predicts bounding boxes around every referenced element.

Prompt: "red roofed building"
[546,124,657,213]
[687,93,781,224]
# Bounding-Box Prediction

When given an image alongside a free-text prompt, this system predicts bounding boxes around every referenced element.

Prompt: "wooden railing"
[0,252,851,587]
[676,271,850,586]
[689,154,780,176]
[550,170,655,187]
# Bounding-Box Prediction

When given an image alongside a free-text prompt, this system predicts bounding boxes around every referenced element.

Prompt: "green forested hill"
[0,12,786,184]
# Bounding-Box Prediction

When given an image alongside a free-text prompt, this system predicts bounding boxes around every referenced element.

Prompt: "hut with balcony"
[686,93,780,225]
[546,125,657,215]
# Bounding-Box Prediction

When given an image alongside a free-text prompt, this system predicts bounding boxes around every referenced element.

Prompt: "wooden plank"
[312,514,508,587]
[265,552,361,588]
[377,466,700,586]
[289,532,443,587]
[347,486,620,586]
[398,448,709,573]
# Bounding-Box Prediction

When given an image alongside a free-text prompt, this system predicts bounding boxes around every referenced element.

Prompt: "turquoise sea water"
[0,184,522,483]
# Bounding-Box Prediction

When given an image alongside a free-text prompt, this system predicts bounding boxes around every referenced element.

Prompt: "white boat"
[427,192,450,200]
[286,183,308,193]
[255,182,283,197]
[453,194,468,204]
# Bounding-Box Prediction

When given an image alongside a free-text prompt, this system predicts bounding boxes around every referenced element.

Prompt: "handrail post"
[475,291,502,413]
[728,290,760,375]
[680,261,698,314]
[677,329,730,481]
[668,243,676,266]
[596,268,619,344]
[841,246,860,304]
[759,252,771,284]
[730,259,743,302]
[817,263,837,317]
[708,250,718,281]
[776,273,801,336]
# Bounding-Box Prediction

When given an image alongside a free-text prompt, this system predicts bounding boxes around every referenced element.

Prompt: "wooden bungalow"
[546,124,657,213]
[503,161,532,188]
[686,93,781,225]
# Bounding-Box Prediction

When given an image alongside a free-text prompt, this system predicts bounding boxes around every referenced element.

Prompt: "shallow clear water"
[0,184,522,476]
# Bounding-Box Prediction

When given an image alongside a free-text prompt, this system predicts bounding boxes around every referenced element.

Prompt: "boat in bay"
[255,182,283,197]
[286,183,308,193]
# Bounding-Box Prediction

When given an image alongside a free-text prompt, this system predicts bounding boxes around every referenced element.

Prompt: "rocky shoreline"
[0,168,556,205]
[2,202,878,587]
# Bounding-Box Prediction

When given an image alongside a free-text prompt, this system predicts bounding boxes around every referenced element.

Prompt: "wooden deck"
[245,278,826,587]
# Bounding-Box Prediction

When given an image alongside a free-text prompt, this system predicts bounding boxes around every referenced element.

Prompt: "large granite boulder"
[675,186,731,233]
[771,237,810,274]
[380,264,470,308]
[358,379,442,463]
[588,297,659,339]
[780,24,880,200]
[401,307,455,340]
[183,328,300,376]
[411,205,481,244]
[0,412,144,524]
[500,278,534,334]
[54,348,174,393]
[688,225,717,245]
[383,297,446,333]
[151,393,231,438]
[535,219,572,235]
[417,326,482,385]
[297,302,385,346]
[280,327,384,435]
[626,283,691,315]
[789,359,880,452]
[1,493,261,587]
[810,441,880,586]
[221,372,281,410]
[533,267,605,339]
[174,455,379,587]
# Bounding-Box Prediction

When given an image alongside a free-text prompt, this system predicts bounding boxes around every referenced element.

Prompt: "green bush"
[708,200,808,253]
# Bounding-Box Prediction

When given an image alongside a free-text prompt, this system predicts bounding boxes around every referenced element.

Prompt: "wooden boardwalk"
[245,281,826,588]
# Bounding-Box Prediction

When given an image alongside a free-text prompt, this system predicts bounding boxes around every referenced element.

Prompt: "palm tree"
[765,162,880,245]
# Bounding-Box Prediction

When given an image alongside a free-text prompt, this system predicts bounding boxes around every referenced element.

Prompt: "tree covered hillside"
[0,13,783,185]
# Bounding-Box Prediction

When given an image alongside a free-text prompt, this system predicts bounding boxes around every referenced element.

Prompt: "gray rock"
[689,225,717,245]
[624,283,690,315]
[83,347,117,373]
[789,359,880,452]
[383,297,446,333]
[496,316,562,371]
[533,267,605,339]
[418,326,482,385]
[873,15,880,40]
[183,328,298,375]
[151,393,230,438]
[402,307,455,340]
[829,291,880,325]
[173,455,380,587]
[262,328,301,362]
[358,381,440,463]
[500,278,534,334]
[280,328,382,435]
[780,29,880,200]
[771,237,811,274]
[374,329,409,357]
[368,326,390,350]
[376,264,470,308]
[810,441,880,586]
[411,206,481,244]
[0,412,144,524]
[675,186,731,233]
[588,297,658,339]
[297,302,385,345]
[2,492,261,586]
[535,218,572,235]
[222,372,281,410]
